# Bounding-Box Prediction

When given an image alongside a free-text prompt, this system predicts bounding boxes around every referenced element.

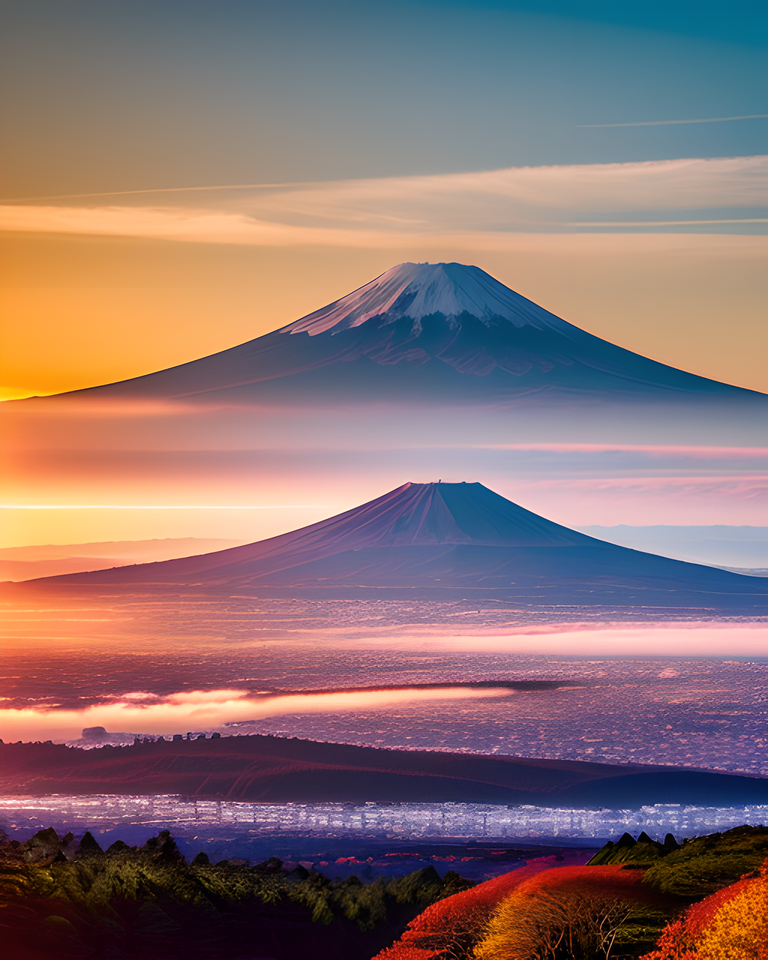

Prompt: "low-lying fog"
[2,594,766,776]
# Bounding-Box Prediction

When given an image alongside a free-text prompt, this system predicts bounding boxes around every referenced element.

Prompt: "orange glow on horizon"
[2,230,768,398]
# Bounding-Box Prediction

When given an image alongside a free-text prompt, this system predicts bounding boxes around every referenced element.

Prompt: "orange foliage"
[681,877,753,939]
[475,866,653,960]
[642,859,768,960]
[375,860,651,960]
[374,858,568,960]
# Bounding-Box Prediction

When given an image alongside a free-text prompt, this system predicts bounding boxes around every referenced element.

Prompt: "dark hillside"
[2,735,768,809]
[589,824,768,897]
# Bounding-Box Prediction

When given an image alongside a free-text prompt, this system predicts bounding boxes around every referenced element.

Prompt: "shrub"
[642,860,768,960]
[475,866,657,960]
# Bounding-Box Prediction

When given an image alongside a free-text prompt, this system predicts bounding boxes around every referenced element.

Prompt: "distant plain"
[2,587,766,777]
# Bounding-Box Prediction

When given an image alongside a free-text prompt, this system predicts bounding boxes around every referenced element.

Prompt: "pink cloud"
[473,443,768,458]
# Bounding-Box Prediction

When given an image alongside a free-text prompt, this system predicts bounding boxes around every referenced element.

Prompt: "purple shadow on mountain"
[54,262,765,405]
[38,481,768,610]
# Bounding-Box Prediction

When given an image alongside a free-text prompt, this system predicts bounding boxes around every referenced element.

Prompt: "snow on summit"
[16,259,762,409]
[283,262,571,335]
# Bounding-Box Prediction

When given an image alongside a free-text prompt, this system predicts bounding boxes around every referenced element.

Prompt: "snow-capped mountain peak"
[25,260,757,404]
[282,262,570,336]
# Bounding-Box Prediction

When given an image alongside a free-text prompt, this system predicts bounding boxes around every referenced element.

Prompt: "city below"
[2,794,766,843]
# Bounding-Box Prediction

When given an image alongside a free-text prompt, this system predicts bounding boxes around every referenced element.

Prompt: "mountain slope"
[50,262,762,405]
[38,482,768,609]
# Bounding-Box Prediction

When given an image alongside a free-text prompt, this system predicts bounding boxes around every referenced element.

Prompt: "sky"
[1,0,767,548]
[1,0,766,400]
[2,2,768,742]
[3,1,768,193]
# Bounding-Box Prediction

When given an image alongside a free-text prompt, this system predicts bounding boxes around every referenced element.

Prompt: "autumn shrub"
[475,866,662,960]
[375,859,564,960]
[642,859,768,960]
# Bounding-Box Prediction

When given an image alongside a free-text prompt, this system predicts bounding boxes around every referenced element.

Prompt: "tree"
[475,867,651,960]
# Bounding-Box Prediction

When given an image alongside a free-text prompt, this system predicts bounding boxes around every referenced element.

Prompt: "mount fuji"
[38,481,768,610]
[52,261,763,405]
[5,263,765,524]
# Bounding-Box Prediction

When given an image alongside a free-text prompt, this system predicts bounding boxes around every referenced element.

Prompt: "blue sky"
[1,0,766,406]
[2,0,767,195]
[420,0,768,47]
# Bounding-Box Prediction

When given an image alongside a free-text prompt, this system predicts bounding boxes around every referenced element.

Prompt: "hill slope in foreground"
[3,735,768,808]
[379,826,768,960]
[32,481,768,610]
[3,824,766,960]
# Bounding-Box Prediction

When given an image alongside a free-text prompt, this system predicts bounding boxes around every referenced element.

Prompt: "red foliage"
[641,859,768,960]
[375,858,649,960]
[505,864,648,899]
[641,920,693,960]
[677,876,752,938]
[374,859,559,960]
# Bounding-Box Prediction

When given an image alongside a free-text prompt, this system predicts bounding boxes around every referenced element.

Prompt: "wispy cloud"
[0,504,322,510]
[0,685,512,741]
[470,443,768,458]
[371,624,768,657]
[0,205,351,247]
[2,155,766,245]
[0,183,305,204]
[561,219,768,227]
[579,114,768,128]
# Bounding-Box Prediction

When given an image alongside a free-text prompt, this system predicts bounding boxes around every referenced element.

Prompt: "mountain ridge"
[18,262,762,405]
[4,734,768,808]
[24,481,768,610]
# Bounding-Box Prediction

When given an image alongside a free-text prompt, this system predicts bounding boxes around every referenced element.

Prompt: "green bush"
[0,828,473,958]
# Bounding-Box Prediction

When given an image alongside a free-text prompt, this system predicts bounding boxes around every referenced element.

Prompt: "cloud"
[2,621,767,743]
[531,475,768,493]
[562,219,768,227]
[0,205,354,247]
[351,623,768,658]
[0,685,512,742]
[0,504,322,510]
[245,155,768,223]
[470,443,768,458]
[2,155,766,246]
[578,114,768,127]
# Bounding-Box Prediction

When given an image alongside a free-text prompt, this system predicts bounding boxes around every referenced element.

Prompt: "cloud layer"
[0,684,512,742]
[3,156,767,246]
[3,622,768,742]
